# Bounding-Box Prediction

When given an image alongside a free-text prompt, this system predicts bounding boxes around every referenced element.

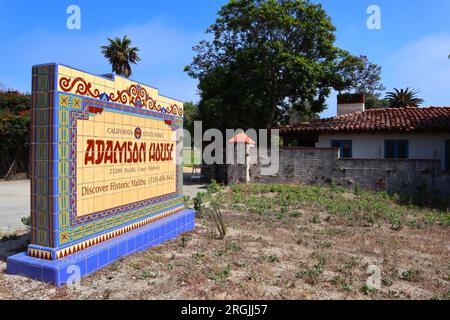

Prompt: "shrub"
[207,194,227,239]
[21,216,31,229]
[207,179,221,194]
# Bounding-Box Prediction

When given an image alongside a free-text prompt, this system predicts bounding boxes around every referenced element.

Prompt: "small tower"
[227,132,256,183]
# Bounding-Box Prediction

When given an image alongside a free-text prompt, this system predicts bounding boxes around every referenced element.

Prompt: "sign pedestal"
[8,209,194,287]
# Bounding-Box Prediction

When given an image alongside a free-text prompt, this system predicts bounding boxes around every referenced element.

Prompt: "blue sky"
[0,0,449,118]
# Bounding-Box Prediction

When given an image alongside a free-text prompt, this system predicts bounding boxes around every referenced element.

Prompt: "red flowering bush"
[0,90,31,178]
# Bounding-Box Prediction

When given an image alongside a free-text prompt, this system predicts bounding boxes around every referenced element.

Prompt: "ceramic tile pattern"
[7,64,194,285]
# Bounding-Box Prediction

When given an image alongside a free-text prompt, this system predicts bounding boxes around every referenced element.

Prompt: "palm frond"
[385,87,424,108]
[100,35,141,78]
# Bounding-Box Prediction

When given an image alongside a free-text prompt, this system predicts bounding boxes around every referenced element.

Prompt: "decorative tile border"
[9,209,195,287]
[59,76,183,117]
[27,206,184,260]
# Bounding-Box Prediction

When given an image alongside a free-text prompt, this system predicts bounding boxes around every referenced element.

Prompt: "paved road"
[0,180,30,233]
[0,176,207,234]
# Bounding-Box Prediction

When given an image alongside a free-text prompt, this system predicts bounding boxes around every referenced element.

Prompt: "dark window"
[445,140,449,171]
[384,140,409,159]
[331,140,352,158]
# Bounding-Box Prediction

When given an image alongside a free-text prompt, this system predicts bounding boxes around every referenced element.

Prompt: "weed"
[229,183,449,227]
[382,278,394,287]
[361,284,378,295]
[387,290,400,298]
[226,240,242,252]
[209,264,231,282]
[319,241,332,249]
[332,275,353,292]
[400,269,422,282]
[193,192,208,215]
[432,291,450,301]
[140,270,159,280]
[214,240,241,257]
[354,183,362,196]
[192,252,205,262]
[181,236,191,248]
[21,216,31,228]
[183,196,191,209]
[289,210,302,218]
[265,255,279,263]
[207,179,221,194]
[340,257,359,271]
[275,210,285,220]
[296,255,326,284]
[204,195,226,239]
[234,259,246,268]
[310,214,321,224]
[0,234,18,242]
[128,261,143,270]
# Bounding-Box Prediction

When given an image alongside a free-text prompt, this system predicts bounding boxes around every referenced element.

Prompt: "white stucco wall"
[316,132,450,169]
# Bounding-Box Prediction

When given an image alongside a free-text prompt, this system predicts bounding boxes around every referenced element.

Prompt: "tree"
[183,101,198,139]
[364,93,387,110]
[385,88,424,108]
[339,55,384,94]
[186,0,383,130]
[0,90,31,179]
[101,36,140,78]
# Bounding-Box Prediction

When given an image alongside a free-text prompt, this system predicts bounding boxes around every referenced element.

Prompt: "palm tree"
[385,88,424,108]
[101,36,140,78]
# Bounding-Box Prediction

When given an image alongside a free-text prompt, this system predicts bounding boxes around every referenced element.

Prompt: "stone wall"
[228,147,450,199]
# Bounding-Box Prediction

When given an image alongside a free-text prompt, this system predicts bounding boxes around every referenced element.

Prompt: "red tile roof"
[278,107,450,134]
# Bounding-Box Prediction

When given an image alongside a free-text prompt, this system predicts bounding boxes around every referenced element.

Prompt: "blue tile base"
[7,209,195,287]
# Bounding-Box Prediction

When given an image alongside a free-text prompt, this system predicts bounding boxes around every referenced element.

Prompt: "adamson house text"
[84,139,175,165]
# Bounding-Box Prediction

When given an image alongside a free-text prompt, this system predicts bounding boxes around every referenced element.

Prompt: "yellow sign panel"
[76,109,177,217]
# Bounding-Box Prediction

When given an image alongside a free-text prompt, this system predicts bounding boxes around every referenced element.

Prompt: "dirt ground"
[0,193,449,300]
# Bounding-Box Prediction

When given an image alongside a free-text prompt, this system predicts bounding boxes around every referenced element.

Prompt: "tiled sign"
[7,64,195,286]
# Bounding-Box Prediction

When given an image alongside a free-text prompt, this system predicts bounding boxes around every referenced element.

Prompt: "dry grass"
[0,183,449,300]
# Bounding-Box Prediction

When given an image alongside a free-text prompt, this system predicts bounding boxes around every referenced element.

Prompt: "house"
[279,95,450,170]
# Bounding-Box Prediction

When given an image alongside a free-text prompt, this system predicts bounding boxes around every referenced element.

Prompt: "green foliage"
[432,291,450,301]
[208,264,232,282]
[193,192,208,214]
[101,35,140,78]
[364,92,388,110]
[400,269,422,282]
[193,181,227,239]
[185,0,383,130]
[341,55,385,94]
[0,90,31,177]
[361,284,378,295]
[208,193,227,239]
[183,196,190,209]
[182,102,198,141]
[21,216,31,228]
[0,234,19,242]
[332,275,353,292]
[296,254,326,284]
[264,255,279,263]
[207,179,222,194]
[229,183,450,226]
[385,88,424,108]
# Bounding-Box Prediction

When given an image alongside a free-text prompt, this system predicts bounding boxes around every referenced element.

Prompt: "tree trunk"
[4,146,22,180]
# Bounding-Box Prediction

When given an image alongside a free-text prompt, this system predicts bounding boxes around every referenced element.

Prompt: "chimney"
[337,93,365,116]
